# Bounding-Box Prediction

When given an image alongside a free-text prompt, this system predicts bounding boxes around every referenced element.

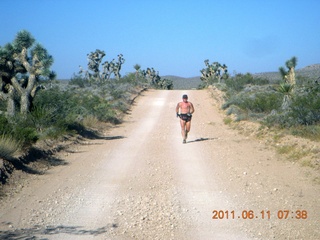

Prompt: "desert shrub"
[223,117,233,125]
[0,113,38,147]
[91,101,116,122]
[33,87,78,125]
[253,77,270,85]
[82,115,99,129]
[224,73,270,92]
[0,115,9,135]
[287,92,320,125]
[223,92,282,113]
[13,127,38,146]
[225,73,254,91]
[245,92,282,113]
[112,101,129,113]
[0,135,21,160]
[106,82,129,100]
[264,84,320,128]
[264,111,288,127]
[69,74,88,88]
[226,105,242,116]
[120,73,148,87]
[29,105,59,132]
[214,83,228,92]
[290,125,320,141]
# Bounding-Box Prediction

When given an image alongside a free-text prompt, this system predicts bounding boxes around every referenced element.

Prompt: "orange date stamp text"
[212,210,308,220]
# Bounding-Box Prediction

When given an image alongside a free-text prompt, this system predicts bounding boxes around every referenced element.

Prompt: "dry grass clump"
[82,115,99,129]
[0,135,21,160]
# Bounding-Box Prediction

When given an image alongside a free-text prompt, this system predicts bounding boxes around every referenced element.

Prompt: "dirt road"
[0,89,319,239]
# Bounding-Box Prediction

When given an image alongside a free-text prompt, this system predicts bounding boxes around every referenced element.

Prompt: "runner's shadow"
[0,223,118,239]
[187,137,217,143]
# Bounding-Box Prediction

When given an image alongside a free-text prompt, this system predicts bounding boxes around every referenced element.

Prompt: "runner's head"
[182,94,188,102]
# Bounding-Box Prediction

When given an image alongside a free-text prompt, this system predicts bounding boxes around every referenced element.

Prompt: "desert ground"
[0,89,319,239]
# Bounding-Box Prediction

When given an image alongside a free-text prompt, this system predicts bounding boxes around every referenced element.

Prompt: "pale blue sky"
[1,0,320,79]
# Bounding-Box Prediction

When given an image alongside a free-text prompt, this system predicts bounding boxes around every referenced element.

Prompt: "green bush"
[223,92,282,113]
[225,73,254,91]
[263,85,320,128]
[12,126,39,146]
[288,92,320,125]
[29,105,58,131]
[0,115,9,135]
[224,73,269,92]
[0,114,38,147]
[69,74,88,88]
[244,92,282,113]
[34,86,120,126]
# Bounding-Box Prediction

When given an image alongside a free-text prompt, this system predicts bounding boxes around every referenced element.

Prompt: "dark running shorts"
[180,114,192,122]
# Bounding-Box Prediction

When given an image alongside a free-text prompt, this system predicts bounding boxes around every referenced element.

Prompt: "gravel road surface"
[0,89,319,239]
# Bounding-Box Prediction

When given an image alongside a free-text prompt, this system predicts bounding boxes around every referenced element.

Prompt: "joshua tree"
[141,67,173,89]
[200,59,228,86]
[279,56,297,85]
[144,67,160,85]
[112,54,125,80]
[157,78,173,90]
[80,50,125,83]
[277,57,298,109]
[0,43,18,116]
[85,49,106,81]
[13,31,54,115]
[276,82,295,110]
[0,30,54,116]
[133,64,141,82]
[133,64,141,73]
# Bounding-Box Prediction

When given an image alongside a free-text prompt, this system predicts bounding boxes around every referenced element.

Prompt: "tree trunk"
[289,67,296,85]
[20,92,30,115]
[5,85,15,117]
[7,97,15,117]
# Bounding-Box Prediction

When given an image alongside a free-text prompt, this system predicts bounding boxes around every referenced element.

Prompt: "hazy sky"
[1,0,319,79]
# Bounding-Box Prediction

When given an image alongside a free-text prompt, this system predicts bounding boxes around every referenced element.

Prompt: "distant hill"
[253,64,320,82]
[161,75,201,90]
[164,64,320,89]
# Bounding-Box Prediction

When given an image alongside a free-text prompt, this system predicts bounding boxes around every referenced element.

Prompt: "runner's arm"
[190,102,195,114]
[175,103,180,114]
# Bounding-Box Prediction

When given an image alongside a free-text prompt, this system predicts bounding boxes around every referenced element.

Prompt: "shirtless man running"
[176,94,195,144]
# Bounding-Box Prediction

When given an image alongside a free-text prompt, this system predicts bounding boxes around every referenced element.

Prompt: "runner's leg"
[185,120,191,140]
[180,119,186,142]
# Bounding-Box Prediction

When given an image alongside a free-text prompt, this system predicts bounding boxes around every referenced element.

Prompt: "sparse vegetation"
[223,117,232,125]
[140,67,173,90]
[207,57,319,173]
[200,59,229,88]
[209,57,319,141]
[0,30,176,162]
